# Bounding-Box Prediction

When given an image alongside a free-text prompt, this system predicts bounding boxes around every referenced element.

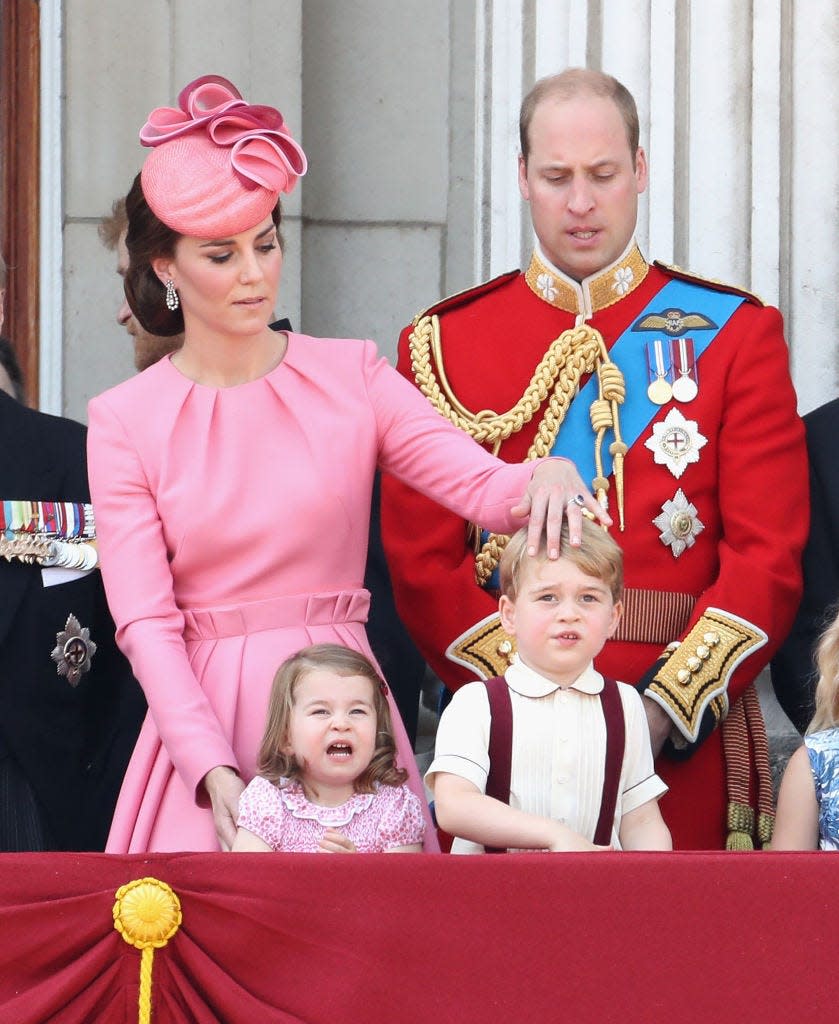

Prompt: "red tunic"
[381,246,808,849]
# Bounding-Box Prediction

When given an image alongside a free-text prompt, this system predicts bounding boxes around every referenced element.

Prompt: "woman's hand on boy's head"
[319,828,358,853]
[511,458,611,557]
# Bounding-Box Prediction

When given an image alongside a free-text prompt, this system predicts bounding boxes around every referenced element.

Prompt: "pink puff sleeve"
[236,776,285,850]
[376,784,426,850]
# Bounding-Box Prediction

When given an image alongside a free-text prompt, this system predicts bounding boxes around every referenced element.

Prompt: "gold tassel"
[114,877,182,1024]
[757,811,774,847]
[726,830,755,851]
[725,801,755,850]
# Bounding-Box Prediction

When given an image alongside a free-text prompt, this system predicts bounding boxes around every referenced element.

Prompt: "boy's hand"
[547,823,613,852]
[319,828,358,853]
[434,772,613,853]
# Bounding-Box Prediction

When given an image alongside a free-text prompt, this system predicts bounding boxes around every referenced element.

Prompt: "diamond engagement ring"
[567,494,586,507]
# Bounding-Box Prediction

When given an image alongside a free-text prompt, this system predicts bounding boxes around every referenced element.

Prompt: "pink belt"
[181,589,371,640]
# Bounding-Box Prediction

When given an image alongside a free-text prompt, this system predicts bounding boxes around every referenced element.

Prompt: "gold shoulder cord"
[409,314,627,584]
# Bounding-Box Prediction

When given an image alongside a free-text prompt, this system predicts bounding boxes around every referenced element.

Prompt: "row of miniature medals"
[644,338,704,559]
[1,501,99,688]
[0,499,98,570]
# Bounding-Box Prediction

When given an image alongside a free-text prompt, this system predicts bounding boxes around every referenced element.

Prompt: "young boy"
[427,520,671,852]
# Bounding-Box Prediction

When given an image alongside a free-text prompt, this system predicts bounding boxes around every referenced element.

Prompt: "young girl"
[232,644,425,853]
[772,608,839,850]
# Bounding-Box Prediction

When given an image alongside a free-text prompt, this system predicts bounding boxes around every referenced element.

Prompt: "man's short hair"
[499,519,624,604]
[519,67,640,166]
[99,196,128,252]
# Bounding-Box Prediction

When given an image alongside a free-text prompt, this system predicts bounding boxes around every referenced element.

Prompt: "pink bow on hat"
[140,74,307,195]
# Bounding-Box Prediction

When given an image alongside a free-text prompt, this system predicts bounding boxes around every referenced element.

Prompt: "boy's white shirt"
[426,655,666,853]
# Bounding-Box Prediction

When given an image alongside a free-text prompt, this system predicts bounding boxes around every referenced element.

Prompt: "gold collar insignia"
[524,242,649,316]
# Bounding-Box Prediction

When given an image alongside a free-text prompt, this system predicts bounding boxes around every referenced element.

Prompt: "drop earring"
[165,279,179,312]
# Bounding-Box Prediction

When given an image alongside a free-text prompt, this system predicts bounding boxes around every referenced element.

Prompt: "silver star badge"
[653,488,704,558]
[51,613,97,687]
[645,408,707,479]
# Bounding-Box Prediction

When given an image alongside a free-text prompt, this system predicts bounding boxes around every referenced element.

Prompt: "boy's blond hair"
[499,521,624,603]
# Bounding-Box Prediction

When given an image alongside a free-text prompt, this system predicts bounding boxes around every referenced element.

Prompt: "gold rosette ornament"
[113,877,182,1024]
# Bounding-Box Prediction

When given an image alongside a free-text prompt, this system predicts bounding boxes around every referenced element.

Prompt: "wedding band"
[567,494,586,508]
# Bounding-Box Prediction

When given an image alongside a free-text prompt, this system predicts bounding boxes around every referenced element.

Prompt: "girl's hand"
[319,828,358,853]
[202,766,245,851]
[509,458,611,557]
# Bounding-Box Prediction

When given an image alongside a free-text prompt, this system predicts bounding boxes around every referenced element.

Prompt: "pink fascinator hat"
[139,74,307,237]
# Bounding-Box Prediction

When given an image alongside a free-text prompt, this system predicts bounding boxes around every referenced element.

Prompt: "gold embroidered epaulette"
[653,261,766,307]
[644,607,767,743]
[446,613,517,680]
[408,269,521,328]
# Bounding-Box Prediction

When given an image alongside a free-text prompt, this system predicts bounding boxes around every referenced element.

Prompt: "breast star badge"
[645,408,707,479]
[653,489,704,557]
[51,613,97,687]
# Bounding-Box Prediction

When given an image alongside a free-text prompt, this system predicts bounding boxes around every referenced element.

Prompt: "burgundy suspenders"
[483,675,626,852]
[594,677,626,846]
[483,676,514,854]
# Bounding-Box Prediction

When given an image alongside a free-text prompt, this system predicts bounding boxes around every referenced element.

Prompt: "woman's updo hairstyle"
[123,173,182,337]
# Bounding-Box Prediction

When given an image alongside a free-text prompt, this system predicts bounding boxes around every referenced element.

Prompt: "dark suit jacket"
[770,398,839,733]
[0,391,145,849]
[364,473,426,745]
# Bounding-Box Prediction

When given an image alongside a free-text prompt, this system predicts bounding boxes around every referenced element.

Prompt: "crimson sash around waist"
[181,589,371,640]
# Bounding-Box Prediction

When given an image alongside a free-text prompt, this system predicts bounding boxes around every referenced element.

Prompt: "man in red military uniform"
[381,67,808,849]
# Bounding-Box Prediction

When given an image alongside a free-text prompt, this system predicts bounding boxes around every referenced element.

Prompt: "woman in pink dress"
[87,75,607,853]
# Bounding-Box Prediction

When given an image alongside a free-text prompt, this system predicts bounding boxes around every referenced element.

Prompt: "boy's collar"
[505,655,603,697]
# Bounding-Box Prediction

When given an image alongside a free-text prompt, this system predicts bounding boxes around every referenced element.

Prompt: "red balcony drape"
[0,851,833,1023]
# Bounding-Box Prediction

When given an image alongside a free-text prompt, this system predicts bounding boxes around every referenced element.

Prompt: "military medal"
[671,337,698,402]
[653,488,704,557]
[51,613,97,687]
[645,408,707,479]
[646,339,673,405]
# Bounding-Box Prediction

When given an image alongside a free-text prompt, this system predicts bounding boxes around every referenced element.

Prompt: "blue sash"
[550,279,745,482]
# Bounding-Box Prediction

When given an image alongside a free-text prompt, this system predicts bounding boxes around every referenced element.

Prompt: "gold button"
[696,644,710,660]
[677,668,691,685]
[686,656,701,672]
[703,631,720,646]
